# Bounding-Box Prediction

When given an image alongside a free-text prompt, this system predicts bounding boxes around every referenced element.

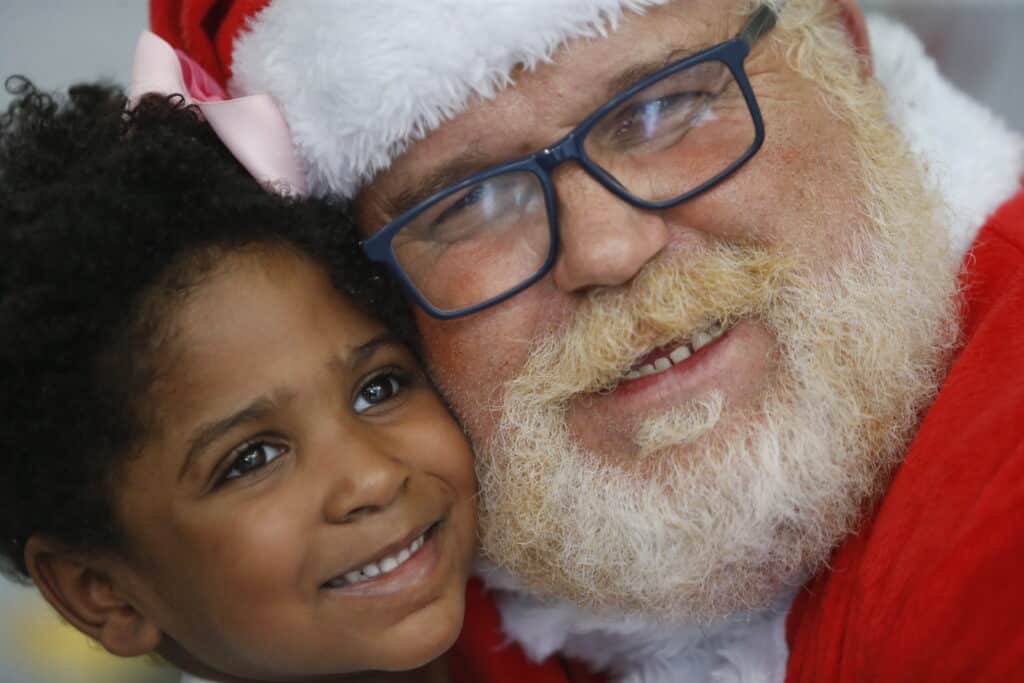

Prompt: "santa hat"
[150,0,672,198]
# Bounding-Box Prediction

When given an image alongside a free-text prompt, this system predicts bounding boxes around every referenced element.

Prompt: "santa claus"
[152,1,1024,681]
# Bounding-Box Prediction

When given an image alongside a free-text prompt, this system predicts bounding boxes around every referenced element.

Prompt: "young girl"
[0,79,476,683]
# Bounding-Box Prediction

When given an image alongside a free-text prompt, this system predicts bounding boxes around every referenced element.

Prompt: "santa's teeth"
[670,345,692,364]
[622,322,729,382]
[691,330,713,351]
[344,571,362,584]
[362,563,381,577]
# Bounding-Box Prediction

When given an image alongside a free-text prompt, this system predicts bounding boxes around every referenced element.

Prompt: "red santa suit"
[450,579,607,683]
[149,2,1024,682]
[784,185,1024,683]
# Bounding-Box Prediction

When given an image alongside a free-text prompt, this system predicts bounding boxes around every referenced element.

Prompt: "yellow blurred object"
[7,601,174,683]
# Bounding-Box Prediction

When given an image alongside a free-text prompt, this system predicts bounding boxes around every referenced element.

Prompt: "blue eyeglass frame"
[362,5,777,320]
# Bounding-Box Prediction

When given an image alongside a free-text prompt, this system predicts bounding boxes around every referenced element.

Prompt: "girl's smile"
[321,519,444,595]
[323,519,436,588]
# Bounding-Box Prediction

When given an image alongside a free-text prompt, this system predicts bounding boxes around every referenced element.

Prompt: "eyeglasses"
[361,6,778,319]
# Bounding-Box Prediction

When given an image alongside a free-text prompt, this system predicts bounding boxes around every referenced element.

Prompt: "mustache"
[505,242,797,406]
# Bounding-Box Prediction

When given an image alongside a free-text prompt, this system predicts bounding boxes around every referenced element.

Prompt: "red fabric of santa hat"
[150,0,676,198]
[150,0,271,89]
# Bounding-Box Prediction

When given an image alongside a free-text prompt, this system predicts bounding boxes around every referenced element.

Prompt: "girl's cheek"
[185,491,310,588]
[407,397,477,491]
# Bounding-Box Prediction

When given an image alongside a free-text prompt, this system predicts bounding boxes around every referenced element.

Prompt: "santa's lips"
[622,321,727,382]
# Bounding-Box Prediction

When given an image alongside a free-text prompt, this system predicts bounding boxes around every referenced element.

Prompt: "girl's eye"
[353,373,405,413]
[222,441,286,482]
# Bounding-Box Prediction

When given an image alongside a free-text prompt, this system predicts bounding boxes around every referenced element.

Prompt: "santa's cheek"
[420,303,544,409]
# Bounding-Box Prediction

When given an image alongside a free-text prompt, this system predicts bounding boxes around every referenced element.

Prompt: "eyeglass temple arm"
[739,4,779,48]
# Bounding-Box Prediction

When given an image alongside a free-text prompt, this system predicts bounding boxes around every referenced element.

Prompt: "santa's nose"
[550,165,669,293]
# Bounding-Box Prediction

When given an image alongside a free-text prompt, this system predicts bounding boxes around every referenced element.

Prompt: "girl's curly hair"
[0,78,411,580]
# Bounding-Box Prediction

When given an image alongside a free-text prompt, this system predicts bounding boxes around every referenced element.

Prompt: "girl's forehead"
[147,249,385,437]
[171,248,379,353]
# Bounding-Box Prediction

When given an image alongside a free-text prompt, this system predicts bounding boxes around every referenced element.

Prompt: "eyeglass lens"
[391,170,551,312]
[583,60,756,202]
[391,59,756,314]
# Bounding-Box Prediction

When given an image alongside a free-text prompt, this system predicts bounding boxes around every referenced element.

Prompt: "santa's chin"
[477,389,833,619]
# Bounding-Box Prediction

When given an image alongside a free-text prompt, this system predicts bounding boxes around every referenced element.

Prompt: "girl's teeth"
[624,322,728,382]
[326,531,428,588]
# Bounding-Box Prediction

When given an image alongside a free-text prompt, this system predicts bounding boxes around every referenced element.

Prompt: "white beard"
[477,227,958,616]
[471,15,1024,683]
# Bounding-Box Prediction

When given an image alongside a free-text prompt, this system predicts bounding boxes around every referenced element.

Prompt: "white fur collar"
[870,15,1024,258]
[480,561,791,683]
[482,15,1024,683]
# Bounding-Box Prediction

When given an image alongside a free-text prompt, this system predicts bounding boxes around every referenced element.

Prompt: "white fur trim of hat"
[230,0,672,198]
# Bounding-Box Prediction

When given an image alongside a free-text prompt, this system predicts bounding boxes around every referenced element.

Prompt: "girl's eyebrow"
[335,332,405,373]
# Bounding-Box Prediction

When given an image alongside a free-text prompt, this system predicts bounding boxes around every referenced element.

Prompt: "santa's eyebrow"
[603,43,714,100]
[382,148,491,219]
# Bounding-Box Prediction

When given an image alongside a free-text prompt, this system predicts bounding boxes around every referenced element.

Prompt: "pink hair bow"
[129,31,306,195]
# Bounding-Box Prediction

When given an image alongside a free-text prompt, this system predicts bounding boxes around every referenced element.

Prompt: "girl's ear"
[23,536,162,658]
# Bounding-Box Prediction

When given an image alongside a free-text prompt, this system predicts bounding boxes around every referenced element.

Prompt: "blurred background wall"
[2,1,1022,126]
[1,1,1022,682]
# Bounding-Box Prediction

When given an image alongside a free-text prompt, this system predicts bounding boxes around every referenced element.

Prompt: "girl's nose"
[321,439,412,524]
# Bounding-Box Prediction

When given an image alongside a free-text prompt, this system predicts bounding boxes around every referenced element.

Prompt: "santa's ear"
[834,0,873,77]
[23,536,162,658]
